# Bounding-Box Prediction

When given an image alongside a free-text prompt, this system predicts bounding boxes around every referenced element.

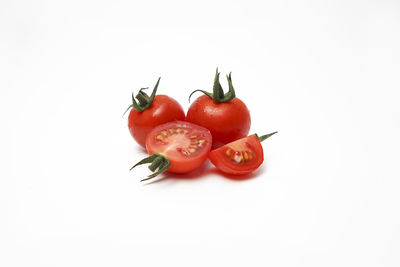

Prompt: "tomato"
[131,121,212,181]
[128,95,185,147]
[209,132,277,175]
[125,78,185,147]
[186,69,250,149]
[187,95,250,149]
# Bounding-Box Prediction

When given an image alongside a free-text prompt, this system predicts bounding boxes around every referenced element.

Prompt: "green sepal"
[255,131,278,142]
[188,90,213,102]
[123,77,161,116]
[130,153,171,182]
[188,68,236,103]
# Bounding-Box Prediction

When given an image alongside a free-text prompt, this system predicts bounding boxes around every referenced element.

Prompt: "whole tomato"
[125,78,185,147]
[186,69,251,149]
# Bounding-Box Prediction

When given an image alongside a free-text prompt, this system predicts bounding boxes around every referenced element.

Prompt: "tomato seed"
[243,151,249,161]
[226,150,254,164]
[233,151,243,163]
[248,151,253,161]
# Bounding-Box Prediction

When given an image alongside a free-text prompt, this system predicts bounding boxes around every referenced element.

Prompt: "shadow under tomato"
[143,160,266,185]
[210,165,266,181]
[142,160,214,185]
[165,163,215,180]
[136,145,147,154]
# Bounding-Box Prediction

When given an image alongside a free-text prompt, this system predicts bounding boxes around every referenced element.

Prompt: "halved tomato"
[209,132,277,175]
[131,121,212,181]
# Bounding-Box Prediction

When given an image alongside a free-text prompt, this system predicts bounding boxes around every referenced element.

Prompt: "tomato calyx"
[123,77,161,115]
[188,68,236,103]
[130,153,170,182]
[255,131,278,142]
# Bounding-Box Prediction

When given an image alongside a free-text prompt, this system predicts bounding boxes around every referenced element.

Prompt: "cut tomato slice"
[130,121,212,181]
[209,135,263,175]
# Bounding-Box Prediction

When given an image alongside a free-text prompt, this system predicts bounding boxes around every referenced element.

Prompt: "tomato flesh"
[128,95,185,147]
[209,135,263,175]
[146,121,212,173]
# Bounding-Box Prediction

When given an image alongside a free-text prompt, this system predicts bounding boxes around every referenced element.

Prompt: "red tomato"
[126,78,185,147]
[128,95,185,147]
[186,70,251,149]
[131,121,212,181]
[209,132,277,175]
[187,95,250,149]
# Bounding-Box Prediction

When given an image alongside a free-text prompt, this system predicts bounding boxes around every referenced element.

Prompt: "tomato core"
[152,127,207,157]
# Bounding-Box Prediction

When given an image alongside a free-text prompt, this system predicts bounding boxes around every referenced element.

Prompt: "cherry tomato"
[187,95,250,149]
[128,95,185,147]
[209,132,277,175]
[131,121,212,181]
[186,69,251,149]
[125,78,185,147]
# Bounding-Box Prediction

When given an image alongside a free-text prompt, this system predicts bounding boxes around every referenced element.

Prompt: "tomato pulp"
[209,134,263,175]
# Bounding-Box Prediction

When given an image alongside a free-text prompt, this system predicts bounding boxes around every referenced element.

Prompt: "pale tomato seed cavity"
[155,128,206,156]
[225,148,254,164]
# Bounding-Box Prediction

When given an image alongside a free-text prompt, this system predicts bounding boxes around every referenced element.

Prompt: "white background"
[1,0,400,266]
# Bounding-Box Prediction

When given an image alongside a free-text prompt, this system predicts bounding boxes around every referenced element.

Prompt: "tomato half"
[128,95,185,147]
[209,134,263,175]
[145,121,212,174]
[187,95,250,149]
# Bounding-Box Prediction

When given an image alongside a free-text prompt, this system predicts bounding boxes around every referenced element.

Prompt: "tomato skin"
[186,95,251,149]
[145,121,212,173]
[128,95,185,147]
[209,135,263,175]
